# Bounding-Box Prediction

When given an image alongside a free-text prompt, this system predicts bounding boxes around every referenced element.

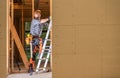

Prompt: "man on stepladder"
[28,10,49,75]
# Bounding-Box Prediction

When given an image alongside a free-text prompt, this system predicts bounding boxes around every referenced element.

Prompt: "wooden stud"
[50,0,52,71]
[22,3,24,47]
[50,29,52,71]
[50,0,52,16]
[8,0,11,74]
[14,4,31,10]
[11,0,14,72]
[32,0,34,19]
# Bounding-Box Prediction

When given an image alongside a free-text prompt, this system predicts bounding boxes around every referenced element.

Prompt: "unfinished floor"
[7,72,52,78]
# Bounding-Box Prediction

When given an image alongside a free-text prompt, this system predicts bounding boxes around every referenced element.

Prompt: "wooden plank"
[11,35,14,71]
[22,4,24,47]
[8,0,11,74]
[14,4,32,9]
[11,0,14,72]
[39,0,49,3]
[14,2,49,10]
[50,29,52,70]
[9,16,29,69]
[50,0,52,70]
[32,0,34,19]
[50,0,52,16]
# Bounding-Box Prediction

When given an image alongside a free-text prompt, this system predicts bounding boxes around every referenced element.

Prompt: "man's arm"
[40,18,49,23]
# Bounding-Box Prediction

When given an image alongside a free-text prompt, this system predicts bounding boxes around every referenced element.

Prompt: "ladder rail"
[43,44,52,71]
[30,42,33,58]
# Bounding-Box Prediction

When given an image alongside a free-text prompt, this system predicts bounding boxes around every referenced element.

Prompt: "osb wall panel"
[0,0,7,78]
[53,0,120,78]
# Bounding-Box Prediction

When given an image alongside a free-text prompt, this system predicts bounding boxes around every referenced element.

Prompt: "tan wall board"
[75,25,120,55]
[53,0,120,78]
[53,0,107,25]
[74,25,120,78]
[0,0,7,78]
[53,26,75,55]
[53,55,101,78]
[53,0,120,25]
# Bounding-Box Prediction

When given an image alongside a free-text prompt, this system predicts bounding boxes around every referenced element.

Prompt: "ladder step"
[39,58,49,60]
[37,67,46,71]
[42,49,51,50]
[44,39,51,41]
[45,46,50,48]
[36,68,49,72]
[41,51,51,53]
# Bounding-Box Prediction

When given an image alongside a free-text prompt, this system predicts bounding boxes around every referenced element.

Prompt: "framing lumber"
[8,0,11,73]
[9,16,29,69]
[50,0,52,16]
[50,0,52,70]
[22,3,24,46]
[11,0,14,72]
[14,3,32,10]
[32,0,34,19]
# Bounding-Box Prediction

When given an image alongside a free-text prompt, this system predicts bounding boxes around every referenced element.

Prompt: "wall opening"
[7,0,52,78]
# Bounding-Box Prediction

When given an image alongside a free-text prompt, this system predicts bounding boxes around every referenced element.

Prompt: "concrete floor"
[7,72,52,78]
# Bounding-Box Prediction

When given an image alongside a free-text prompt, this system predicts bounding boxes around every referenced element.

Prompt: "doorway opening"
[8,0,52,77]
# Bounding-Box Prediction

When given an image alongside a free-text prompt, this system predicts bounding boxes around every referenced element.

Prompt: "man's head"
[34,10,41,19]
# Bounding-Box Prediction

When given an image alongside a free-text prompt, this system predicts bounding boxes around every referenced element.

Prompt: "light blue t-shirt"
[30,19,42,37]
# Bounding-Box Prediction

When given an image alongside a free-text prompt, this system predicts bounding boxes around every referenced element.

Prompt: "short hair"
[34,10,41,14]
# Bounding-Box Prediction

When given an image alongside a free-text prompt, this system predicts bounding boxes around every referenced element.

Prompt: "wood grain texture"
[10,16,28,69]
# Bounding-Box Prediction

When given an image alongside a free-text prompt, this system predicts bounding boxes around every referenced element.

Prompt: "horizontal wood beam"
[14,3,31,9]
[14,3,49,10]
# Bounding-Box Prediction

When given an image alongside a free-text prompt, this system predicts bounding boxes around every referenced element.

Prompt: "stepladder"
[35,19,52,72]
